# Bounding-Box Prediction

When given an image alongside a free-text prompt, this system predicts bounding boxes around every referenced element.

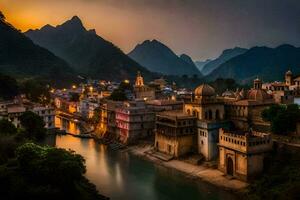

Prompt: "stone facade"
[184,84,229,161]
[218,129,272,181]
[155,111,196,158]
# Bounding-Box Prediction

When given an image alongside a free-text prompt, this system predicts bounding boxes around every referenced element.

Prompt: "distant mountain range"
[201,47,248,75]
[206,44,300,84]
[25,16,154,81]
[128,40,201,76]
[194,59,211,72]
[0,15,75,86]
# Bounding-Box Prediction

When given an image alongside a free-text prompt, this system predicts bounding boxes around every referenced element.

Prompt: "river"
[55,135,238,200]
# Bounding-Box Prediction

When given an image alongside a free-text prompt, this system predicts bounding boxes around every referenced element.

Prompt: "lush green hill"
[201,47,248,75]
[0,14,76,87]
[26,16,154,81]
[128,39,202,76]
[206,44,300,84]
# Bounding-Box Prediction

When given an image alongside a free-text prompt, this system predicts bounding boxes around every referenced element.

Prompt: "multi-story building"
[115,100,155,144]
[184,84,229,161]
[155,110,196,158]
[146,99,183,112]
[224,78,275,131]
[218,128,272,181]
[31,106,55,129]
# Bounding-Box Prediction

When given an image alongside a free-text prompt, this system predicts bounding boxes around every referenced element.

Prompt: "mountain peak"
[59,15,85,32]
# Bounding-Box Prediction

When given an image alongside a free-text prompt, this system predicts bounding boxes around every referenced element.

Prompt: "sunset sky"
[1,0,299,60]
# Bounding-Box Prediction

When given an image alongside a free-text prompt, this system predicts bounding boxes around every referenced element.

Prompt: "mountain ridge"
[128,39,201,76]
[201,47,248,75]
[205,44,300,84]
[25,16,154,81]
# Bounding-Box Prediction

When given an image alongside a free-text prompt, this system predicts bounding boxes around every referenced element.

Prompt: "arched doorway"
[227,157,234,176]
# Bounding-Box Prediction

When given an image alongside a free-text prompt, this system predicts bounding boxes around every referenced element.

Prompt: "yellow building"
[218,128,272,181]
[155,111,196,158]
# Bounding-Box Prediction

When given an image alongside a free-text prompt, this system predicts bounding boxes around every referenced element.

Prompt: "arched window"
[216,109,220,120]
[205,111,208,120]
[187,109,191,115]
[208,110,212,120]
[192,110,196,116]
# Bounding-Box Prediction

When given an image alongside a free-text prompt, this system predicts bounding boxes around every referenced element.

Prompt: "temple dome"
[195,84,215,97]
[247,89,271,101]
[222,89,235,98]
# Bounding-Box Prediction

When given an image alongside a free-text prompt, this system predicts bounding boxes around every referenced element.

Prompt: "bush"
[20,111,46,140]
[262,104,300,135]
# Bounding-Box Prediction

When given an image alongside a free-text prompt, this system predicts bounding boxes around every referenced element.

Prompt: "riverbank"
[125,143,248,193]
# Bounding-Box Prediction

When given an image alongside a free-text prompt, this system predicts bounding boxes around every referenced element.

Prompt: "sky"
[1,0,300,60]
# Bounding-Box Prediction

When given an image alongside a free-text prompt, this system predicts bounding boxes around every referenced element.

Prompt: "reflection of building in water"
[218,129,272,181]
[155,110,196,158]
[55,115,80,135]
[184,84,229,161]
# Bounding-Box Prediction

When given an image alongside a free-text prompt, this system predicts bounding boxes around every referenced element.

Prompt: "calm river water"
[55,135,238,200]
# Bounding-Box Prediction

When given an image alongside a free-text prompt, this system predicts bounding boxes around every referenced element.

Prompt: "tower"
[135,71,144,86]
[253,77,262,89]
[285,69,293,86]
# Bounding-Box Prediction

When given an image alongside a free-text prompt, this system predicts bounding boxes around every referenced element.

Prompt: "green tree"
[262,104,300,134]
[20,111,46,140]
[16,143,85,185]
[20,79,50,104]
[0,73,19,100]
[0,119,17,135]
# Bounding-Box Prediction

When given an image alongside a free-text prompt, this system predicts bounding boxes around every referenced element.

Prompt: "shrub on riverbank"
[246,144,300,200]
[0,143,108,199]
[0,119,108,199]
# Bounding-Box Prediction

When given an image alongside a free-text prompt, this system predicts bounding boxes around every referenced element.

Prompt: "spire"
[135,71,144,86]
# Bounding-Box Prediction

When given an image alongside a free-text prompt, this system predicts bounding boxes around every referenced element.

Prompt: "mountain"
[128,40,202,76]
[25,16,153,81]
[201,47,248,75]
[0,14,75,86]
[195,59,212,72]
[206,44,300,84]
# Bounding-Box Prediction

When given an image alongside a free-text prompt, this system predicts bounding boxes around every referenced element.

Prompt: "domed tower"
[285,69,293,86]
[194,84,216,102]
[253,77,262,89]
[135,71,144,86]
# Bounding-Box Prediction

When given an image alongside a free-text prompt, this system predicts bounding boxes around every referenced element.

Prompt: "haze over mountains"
[0,15,75,86]
[128,40,201,76]
[201,47,248,76]
[1,12,299,87]
[194,60,211,72]
[26,16,154,81]
[206,44,300,83]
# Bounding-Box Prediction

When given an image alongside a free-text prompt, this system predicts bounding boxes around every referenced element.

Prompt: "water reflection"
[56,135,238,200]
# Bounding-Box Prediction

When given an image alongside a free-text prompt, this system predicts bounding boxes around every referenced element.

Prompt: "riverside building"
[218,128,272,181]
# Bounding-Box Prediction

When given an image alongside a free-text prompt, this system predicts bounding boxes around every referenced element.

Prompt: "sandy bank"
[126,144,248,192]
